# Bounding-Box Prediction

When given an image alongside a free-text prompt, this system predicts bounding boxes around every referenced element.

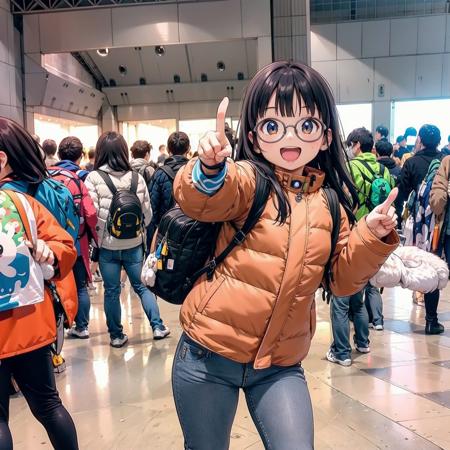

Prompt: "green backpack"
[354,159,392,211]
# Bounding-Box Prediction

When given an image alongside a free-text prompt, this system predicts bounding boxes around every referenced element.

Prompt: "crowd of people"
[0,60,448,450]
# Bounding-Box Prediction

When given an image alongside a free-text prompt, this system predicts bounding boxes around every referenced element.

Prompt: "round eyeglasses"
[253,117,327,144]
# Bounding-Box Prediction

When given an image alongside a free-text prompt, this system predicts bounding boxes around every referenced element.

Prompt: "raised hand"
[198,97,232,171]
[366,188,398,239]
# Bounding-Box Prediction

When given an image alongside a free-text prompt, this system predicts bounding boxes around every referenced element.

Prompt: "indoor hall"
[8,283,450,449]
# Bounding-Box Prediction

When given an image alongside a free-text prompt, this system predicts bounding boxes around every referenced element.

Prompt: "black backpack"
[97,170,144,240]
[150,169,270,305]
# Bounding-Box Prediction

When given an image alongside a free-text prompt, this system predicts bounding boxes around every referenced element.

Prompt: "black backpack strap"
[322,187,341,303]
[186,166,270,286]
[160,166,176,181]
[96,170,118,195]
[130,170,138,194]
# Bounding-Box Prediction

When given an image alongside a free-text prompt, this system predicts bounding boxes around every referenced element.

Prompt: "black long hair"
[94,131,132,172]
[0,117,47,184]
[236,61,358,224]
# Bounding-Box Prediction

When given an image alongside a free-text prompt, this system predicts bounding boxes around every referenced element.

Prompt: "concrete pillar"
[272,0,310,64]
[257,36,273,70]
[0,0,24,124]
[102,103,118,133]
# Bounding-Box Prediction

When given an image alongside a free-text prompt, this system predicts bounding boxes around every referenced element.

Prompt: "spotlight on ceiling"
[139,77,146,85]
[118,65,127,76]
[237,72,244,80]
[109,79,116,87]
[155,46,166,56]
[97,48,109,57]
[173,74,181,83]
[217,61,226,72]
[201,73,208,82]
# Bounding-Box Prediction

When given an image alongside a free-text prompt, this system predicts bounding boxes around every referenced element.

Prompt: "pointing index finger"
[216,97,229,143]
[380,187,398,215]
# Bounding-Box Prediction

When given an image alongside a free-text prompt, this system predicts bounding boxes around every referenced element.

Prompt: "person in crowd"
[85,148,96,172]
[404,126,418,152]
[147,132,190,242]
[171,61,398,450]
[42,139,59,168]
[85,132,170,347]
[130,140,155,185]
[375,125,389,143]
[441,135,450,156]
[393,135,409,161]
[376,139,401,181]
[348,127,395,331]
[0,117,79,450]
[396,124,445,334]
[53,136,98,339]
[32,134,40,145]
[157,144,167,166]
[344,128,360,160]
[430,153,450,271]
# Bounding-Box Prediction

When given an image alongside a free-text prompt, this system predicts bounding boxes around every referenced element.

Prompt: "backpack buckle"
[206,259,217,280]
[233,230,246,245]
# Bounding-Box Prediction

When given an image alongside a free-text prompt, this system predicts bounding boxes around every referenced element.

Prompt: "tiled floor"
[8,284,450,449]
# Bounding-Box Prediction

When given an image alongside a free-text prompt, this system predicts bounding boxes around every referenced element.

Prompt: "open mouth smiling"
[280,147,302,162]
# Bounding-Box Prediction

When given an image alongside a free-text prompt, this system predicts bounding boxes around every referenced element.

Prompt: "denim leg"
[349,290,370,348]
[244,365,314,450]
[365,282,384,326]
[172,334,241,450]
[99,249,123,340]
[73,258,90,331]
[122,246,164,330]
[330,295,352,360]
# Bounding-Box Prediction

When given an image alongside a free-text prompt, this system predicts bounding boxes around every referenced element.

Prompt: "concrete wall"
[272,0,310,63]
[311,14,450,133]
[0,0,23,124]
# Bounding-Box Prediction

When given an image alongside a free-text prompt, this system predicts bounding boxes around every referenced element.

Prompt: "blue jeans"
[73,257,90,331]
[99,245,163,339]
[172,333,314,450]
[364,282,384,326]
[330,290,369,360]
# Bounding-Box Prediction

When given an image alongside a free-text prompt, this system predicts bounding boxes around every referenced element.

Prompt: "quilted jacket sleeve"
[430,156,450,217]
[174,158,256,223]
[330,208,400,297]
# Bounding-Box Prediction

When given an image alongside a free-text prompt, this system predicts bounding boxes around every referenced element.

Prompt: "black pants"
[424,235,450,323]
[0,346,78,450]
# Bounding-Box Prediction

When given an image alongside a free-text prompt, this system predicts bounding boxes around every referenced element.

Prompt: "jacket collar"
[355,152,377,163]
[275,166,325,194]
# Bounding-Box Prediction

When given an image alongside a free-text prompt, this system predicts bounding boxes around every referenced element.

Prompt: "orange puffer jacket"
[0,194,78,359]
[174,160,399,369]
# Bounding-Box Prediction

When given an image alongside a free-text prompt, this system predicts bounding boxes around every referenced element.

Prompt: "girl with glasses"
[171,61,399,449]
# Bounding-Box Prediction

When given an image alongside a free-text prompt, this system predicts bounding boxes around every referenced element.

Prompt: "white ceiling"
[87,39,258,86]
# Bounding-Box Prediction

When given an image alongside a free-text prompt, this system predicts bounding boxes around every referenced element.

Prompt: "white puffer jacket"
[85,165,152,251]
[370,246,449,293]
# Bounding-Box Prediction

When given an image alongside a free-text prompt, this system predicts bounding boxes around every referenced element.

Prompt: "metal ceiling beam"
[10,0,220,14]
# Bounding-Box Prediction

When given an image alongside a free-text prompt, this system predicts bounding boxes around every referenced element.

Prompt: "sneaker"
[67,328,90,339]
[153,326,170,340]
[425,321,445,335]
[368,323,374,329]
[356,345,370,354]
[326,350,352,367]
[374,324,384,331]
[110,334,128,348]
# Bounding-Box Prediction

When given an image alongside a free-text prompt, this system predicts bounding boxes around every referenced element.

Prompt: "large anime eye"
[297,118,324,142]
[262,120,279,136]
[0,245,3,256]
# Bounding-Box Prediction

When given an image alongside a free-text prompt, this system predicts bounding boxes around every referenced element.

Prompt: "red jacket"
[0,194,78,359]
[49,166,98,281]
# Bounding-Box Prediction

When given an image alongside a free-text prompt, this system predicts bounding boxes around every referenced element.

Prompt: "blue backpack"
[1,178,81,253]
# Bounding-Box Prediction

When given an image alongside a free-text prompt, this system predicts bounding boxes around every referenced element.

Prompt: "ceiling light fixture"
[97,48,109,57]
[118,65,127,76]
[217,61,226,72]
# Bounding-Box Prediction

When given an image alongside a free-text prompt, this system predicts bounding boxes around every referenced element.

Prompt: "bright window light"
[336,103,372,140]
[393,99,450,145]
